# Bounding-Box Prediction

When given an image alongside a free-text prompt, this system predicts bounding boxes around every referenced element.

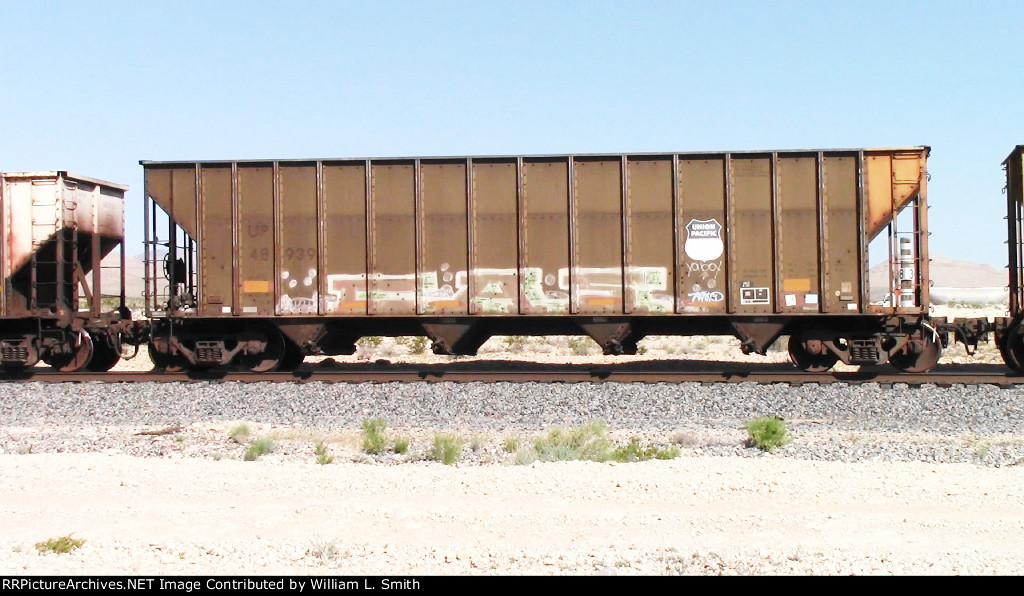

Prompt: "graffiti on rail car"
[290,265,676,315]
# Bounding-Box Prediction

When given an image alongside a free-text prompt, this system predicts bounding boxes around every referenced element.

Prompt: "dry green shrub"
[745,416,790,452]
[428,434,463,465]
[361,418,388,454]
[35,535,85,554]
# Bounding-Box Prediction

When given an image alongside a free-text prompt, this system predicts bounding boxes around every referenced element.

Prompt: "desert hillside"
[869,254,1007,302]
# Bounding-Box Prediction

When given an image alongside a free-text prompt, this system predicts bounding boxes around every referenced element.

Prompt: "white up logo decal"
[684,219,724,262]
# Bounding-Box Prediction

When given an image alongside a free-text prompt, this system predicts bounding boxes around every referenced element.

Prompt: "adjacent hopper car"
[998,144,1024,370]
[6,145,1024,374]
[0,171,135,372]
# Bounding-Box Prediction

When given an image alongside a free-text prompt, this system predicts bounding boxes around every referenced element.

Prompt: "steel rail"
[3,363,1023,387]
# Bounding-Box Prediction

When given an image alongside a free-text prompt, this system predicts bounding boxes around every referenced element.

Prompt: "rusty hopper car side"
[998,145,1024,370]
[142,147,944,372]
[0,171,131,371]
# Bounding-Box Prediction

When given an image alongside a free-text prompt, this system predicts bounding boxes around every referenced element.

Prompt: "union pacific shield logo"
[684,219,724,262]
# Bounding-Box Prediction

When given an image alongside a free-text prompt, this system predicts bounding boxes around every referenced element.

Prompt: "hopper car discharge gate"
[139,148,994,374]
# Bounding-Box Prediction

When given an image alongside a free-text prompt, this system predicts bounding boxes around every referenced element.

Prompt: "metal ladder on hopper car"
[29,180,77,316]
[887,161,926,310]
[96,251,123,316]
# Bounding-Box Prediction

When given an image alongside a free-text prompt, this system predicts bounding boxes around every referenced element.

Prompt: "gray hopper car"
[142,146,956,373]
[0,171,132,371]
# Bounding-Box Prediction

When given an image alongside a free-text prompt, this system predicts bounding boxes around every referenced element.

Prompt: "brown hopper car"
[141,147,963,373]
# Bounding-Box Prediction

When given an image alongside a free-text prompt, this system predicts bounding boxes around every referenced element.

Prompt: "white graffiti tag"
[688,290,724,303]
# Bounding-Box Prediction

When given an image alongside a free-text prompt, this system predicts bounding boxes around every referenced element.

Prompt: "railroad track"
[4,361,1023,387]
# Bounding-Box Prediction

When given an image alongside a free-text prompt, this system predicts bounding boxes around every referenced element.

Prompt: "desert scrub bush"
[314,441,334,465]
[406,336,429,355]
[307,539,339,562]
[244,437,276,461]
[393,437,410,454]
[567,336,597,356]
[516,420,612,465]
[503,436,521,453]
[611,438,681,462]
[670,430,700,447]
[655,445,681,459]
[229,424,251,444]
[504,335,528,353]
[35,534,85,555]
[428,434,463,465]
[361,418,388,454]
[356,336,384,356]
[744,416,790,452]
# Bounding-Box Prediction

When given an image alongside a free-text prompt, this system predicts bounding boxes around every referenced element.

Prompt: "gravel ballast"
[2,379,1024,575]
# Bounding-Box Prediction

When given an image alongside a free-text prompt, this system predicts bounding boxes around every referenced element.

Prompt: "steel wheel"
[999,325,1024,373]
[889,334,942,373]
[48,333,94,373]
[277,338,305,371]
[85,335,121,372]
[240,329,286,372]
[148,341,187,372]
[788,334,839,372]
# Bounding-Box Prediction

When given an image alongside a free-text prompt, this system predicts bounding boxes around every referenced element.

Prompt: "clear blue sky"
[1,1,1021,268]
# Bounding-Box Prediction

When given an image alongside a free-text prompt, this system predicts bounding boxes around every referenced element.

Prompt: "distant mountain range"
[868,255,1007,303]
